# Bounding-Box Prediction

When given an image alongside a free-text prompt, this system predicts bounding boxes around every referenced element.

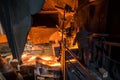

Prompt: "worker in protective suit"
[73,27,92,67]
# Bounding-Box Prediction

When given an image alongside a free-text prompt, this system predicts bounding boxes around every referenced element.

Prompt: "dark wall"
[106,1,120,79]
[106,0,120,34]
[32,13,59,27]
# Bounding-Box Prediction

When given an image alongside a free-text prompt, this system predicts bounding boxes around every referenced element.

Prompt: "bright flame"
[40,56,53,61]
[49,62,61,67]
[28,56,36,62]
[21,53,28,58]
[21,53,61,67]
[66,59,77,63]
[38,56,61,67]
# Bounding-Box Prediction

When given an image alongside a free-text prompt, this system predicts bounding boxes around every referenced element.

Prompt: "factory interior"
[0,0,120,80]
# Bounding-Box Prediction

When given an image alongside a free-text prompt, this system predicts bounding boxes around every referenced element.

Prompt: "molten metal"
[21,53,61,67]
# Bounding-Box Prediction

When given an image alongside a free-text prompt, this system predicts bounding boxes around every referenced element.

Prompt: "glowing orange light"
[66,59,76,63]
[49,62,61,67]
[28,56,36,62]
[40,56,53,61]
[21,53,61,67]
